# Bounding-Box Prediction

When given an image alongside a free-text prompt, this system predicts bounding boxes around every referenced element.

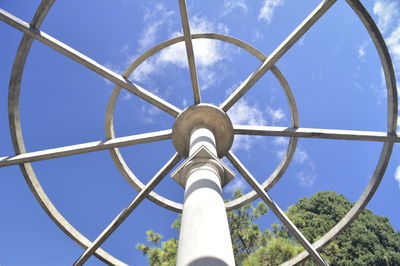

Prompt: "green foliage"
[136,190,400,266]
[228,190,269,264]
[279,191,400,265]
[243,237,302,266]
[136,230,177,266]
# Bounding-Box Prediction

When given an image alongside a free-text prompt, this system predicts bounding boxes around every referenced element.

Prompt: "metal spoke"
[73,153,181,265]
[0,9,181,117]
[0,130,172,167]
[178,0,201,104]
[220,0,337,111]
[226,151,328,266]
[233,125,400,142]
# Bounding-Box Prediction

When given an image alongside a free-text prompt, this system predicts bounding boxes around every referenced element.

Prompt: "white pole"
[176,127,235,266]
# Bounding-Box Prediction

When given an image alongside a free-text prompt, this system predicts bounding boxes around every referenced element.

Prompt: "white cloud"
[373,0,399,34]
[373,1,400,74]
[294,148,309,164]
[159,16,227,68]
[358,46,366,59]
[373,1,400,71]
[122,91,132,100]
[271,135,317,187]
[386,25,400,70]
[130,59,158,83]
[273,137,289,159]
[275,149,285,159]
[370,1,400,106]
[103,62,123,86]
[105,3,175,84]
[228,99,267,125]
[224,178,247,194]
[139,105,161,124]
[223,0,248,16]
[297,37,305,47]
[252,30,264,42]
[296,162,316,187]
[395,165,400,188]
[225,81,242,96]
[357,42,368,61]
[273,136,289,146]
[120,44,130,53]
[182,98,189,108]
[131,16,233,90]
[228,99,267,151]
[374,0,400,129]
[293,147,317,187]
[271,133,318,193]
[258,0,284,24]
[156,43,186,68]
[231,134,256,152]
[138,3,174,51]
[266,106,285,125]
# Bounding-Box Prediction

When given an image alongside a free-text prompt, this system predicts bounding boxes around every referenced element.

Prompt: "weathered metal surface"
[234,126,399,142]
[178,0,201,104]
[0,130,172,167]
[1,0,397,264]
[172,104,234,158]
[172,145,235,188]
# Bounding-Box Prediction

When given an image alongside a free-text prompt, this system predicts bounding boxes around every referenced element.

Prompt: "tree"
[245,191,400,265]
[136,230,178,266]
[137,191,400,265]
[286,191,400,265]
[242,236,302,266]
[228,190,269,264]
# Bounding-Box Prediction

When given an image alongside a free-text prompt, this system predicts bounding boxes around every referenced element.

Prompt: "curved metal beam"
[105,33,299,213]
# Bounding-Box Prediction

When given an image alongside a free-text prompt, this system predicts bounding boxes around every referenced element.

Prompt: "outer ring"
[105,33,299,212]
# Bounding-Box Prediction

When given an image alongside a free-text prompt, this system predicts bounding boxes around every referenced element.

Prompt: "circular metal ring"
[105,33,299,212]
[7,1,397,265]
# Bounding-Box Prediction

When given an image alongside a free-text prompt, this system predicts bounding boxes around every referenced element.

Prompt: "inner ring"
[105,33,299,212]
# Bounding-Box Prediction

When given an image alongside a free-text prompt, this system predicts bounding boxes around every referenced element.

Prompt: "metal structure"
[0,0,398,265]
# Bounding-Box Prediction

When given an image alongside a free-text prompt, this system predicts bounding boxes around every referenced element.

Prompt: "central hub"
[172,104,234,158]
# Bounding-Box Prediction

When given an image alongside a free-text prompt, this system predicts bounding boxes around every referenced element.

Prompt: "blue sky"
[0,0,399,265]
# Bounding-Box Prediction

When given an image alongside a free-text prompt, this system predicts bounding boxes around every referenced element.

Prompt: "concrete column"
[176,128,235,266]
